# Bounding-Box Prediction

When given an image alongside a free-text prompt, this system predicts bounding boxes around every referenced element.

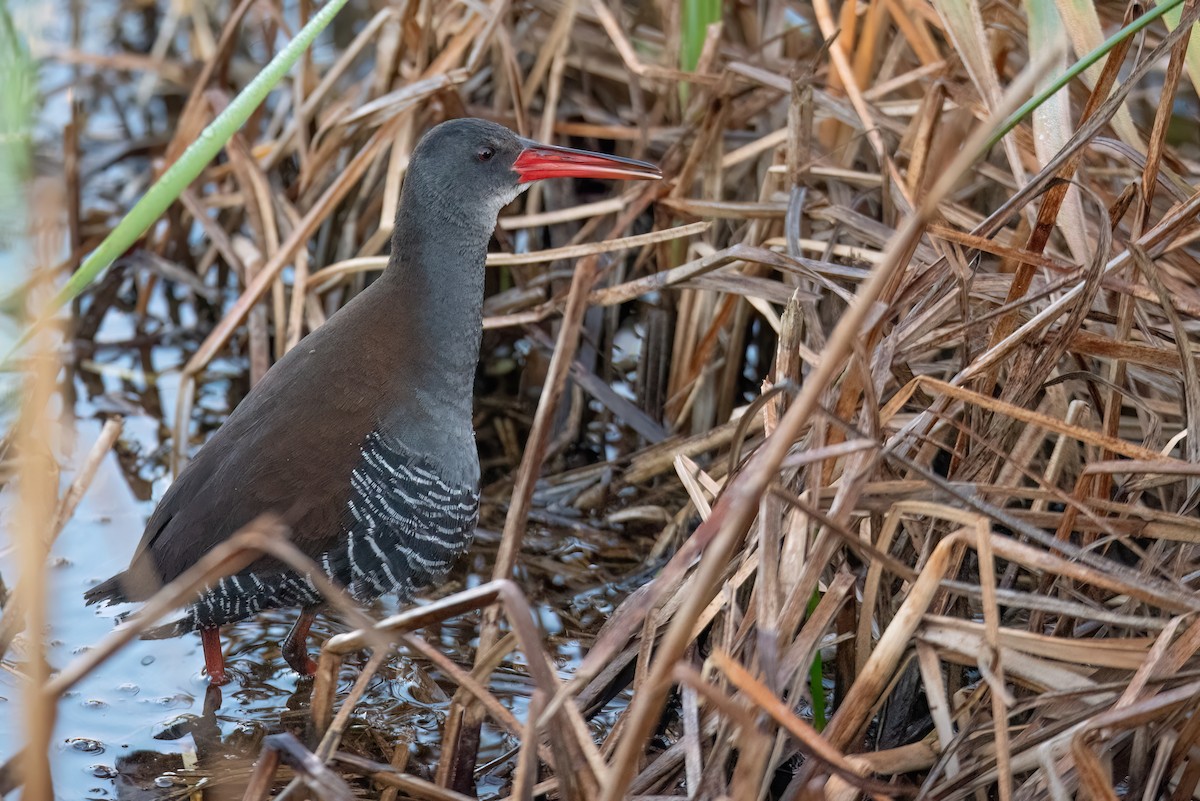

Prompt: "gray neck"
[379,168,492,473]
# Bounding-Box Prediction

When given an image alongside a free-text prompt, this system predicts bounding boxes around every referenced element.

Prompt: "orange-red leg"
[282,608,319,676]
[200,627,229,686]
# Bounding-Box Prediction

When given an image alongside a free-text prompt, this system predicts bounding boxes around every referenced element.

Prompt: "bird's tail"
[85,557,166,606]
[141,617,193,639]
[85,575,194,639]
[83,574,128,606]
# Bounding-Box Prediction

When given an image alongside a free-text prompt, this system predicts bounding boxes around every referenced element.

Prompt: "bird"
[85,118,662,685]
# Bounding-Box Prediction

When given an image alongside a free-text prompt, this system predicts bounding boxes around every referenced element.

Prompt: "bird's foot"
[284,650,319,677]
[207,667,232,686]
[282,608,320,677]
[282,631,317,676]
[200,627,231,685]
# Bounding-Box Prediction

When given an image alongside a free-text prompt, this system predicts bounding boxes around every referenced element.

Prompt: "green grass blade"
[680,0,720,101]
[988,0,1186,152]
[14,0,352,357]
[807,589,827,731]
[681,0,719,72]
[0,0,34,256]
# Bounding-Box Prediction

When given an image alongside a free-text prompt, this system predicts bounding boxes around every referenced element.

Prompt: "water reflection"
[2,376,653,799]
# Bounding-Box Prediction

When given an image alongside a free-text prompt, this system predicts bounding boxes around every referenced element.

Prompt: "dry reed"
[7,0,1200,798]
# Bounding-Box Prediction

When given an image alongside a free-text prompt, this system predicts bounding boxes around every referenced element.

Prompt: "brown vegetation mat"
[9,0,1200,798]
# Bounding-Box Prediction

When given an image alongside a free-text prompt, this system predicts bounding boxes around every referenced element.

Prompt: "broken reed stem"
[13,178,67,801]
[242,733,355,801]
[316,649,392,760]
[599,50,1053,801]
[400,633,556,766]
[332,753,476,801]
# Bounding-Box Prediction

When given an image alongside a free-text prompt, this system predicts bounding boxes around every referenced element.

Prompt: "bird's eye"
[477,146,495,162]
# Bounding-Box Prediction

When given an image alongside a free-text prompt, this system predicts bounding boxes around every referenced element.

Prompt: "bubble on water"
[153,776,178,788]
[150,692,194,709]
[116,683,139,695]
[67,738,104,753]
[140,655,155,666]
[89,765,117,779]
[81,699,108,710]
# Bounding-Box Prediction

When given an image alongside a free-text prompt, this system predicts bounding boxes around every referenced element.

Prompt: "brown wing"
[118,282,404,598]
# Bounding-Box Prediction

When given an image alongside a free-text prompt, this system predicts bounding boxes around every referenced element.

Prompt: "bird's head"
[406,118,662,218]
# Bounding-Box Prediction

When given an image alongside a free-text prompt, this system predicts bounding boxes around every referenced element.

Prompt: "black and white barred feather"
[154,431,478,636]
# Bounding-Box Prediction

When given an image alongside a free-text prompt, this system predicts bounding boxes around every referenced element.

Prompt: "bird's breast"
[333,430,480,601]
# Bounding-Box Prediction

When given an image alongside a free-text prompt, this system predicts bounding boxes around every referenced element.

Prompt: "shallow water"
[0,421,645,799]
[1,0,660,792]
[0,276,654,798]
[1,418,225,798]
